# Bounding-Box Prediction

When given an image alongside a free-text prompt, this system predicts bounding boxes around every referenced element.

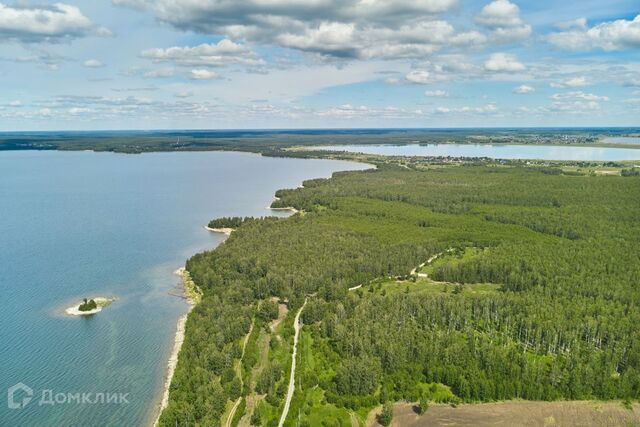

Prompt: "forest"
[159,160,640,426]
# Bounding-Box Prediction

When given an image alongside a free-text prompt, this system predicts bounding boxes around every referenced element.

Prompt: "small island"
[65,297,114,316]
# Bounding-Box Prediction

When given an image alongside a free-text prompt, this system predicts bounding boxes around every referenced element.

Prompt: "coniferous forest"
[159,161,640,426]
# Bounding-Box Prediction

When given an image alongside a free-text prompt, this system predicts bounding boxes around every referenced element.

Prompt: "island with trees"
[65,297,114,316]
[158,156,640,426]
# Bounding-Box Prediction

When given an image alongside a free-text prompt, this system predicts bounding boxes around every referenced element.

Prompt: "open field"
[367,401,640,427]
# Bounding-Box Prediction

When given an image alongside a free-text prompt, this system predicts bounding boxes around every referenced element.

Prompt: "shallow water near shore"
[0,150,369,427]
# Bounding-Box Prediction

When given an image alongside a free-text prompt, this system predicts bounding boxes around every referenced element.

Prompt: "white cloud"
[425,90,448,97]
[83,59,104,68]
[275,20,486,59]
[476,0,531,42]
[435,104,497,114]
[546,90,612,114]
[141,39,264,67]
[406,69,450,84]
[550,76,589,88]
[174,91,194,98]
[189,69,220,80]
[477,0,522,27]
[0,3,108,42]
[551,91,609,101]
[276,22,358,58]
[513,84,534,94]
[406,70,433,84]
[68,107,92,114]
[314,103,426,120]
[548,15,640,51]
[9,100,22,107]
[143,68,175,78]
[484,52,525,72]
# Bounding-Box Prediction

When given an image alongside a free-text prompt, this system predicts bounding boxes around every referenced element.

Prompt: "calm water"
[602,136,640,145]
[0,151,369,427]
[315,144,640,160]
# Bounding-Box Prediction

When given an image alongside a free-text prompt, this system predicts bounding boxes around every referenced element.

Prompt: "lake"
[601,136,640,145]
[0,151,369,427]
[314,144,640,161]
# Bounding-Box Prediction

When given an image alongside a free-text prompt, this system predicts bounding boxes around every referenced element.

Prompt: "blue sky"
[0,0,638,130]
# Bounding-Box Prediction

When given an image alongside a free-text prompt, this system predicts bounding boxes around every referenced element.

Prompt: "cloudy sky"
[0,0,639,130]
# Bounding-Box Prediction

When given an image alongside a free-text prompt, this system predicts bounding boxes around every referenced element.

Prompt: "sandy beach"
[153,268,196,426]
[204,225,234,235]
[268,206,299,213]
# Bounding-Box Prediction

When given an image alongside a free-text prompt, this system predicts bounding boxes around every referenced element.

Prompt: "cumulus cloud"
[513,84,534,94]
[548,15,640,51]
[114,0,489,60]
[114,0,459,31]
[83,59,104,68]
[476,0,531,42]
[0,3,109,42]
[484,52,525,72]
[550,76,589,88]
[141,39,264,67]
[551,91,609,101]
[275,20,486,59]
[189,69,220,80]
[548,91,610,113]
[425,90,449,97]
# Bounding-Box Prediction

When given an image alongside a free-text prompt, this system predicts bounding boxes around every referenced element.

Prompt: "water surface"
[315,143,640,161]
[0,151,369,427]
[601,136,640,145]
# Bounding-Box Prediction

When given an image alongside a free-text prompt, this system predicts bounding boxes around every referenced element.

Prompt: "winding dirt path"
[410,249,455,276]
[224,319,254,427]
[278,298,308,427]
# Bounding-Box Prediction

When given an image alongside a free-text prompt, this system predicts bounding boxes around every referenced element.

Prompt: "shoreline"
[268,206,299,214]
[152,159,371,426]
[153,268,195,427]
[204,225,234,235]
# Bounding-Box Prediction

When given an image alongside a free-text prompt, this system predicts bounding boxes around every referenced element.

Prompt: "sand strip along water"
[153,268,196,427]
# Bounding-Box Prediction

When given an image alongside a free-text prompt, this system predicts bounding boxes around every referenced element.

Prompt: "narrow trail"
[278,298,308,427]
[410,249,455,276]
[225,319,254,427]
